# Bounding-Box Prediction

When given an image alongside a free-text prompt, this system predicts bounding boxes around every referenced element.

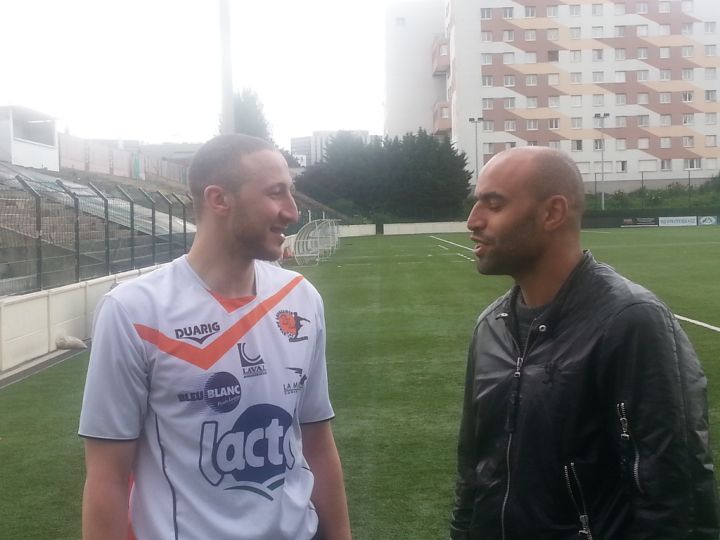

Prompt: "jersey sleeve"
[78,294,150,440]
[298,295,334,424]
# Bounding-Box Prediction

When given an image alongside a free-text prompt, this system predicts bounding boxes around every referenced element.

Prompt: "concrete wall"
[11,138,60,171]
[338,224,376,237]
[384,221,467,235]
[0,115,11,162]
[0,265,161,373]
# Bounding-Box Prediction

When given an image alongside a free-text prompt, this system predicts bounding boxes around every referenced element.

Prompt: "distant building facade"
[291,130,370,166]
[0,106,59,171]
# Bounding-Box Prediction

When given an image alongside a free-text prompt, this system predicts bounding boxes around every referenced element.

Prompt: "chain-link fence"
[0,173,196,297]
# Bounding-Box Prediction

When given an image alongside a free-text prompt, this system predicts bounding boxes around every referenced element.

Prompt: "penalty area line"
[430,235,473,252]
[675,315,720,334]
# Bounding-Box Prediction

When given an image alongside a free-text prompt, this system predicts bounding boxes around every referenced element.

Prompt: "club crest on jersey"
[174,321,221,344]
[237,342,267,377]
[199,404,295,500]
[177,371,242,413]
[275,310,310,342]
[284,367,307,395]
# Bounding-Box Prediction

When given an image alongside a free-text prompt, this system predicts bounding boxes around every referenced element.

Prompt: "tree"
[232,88,271,141]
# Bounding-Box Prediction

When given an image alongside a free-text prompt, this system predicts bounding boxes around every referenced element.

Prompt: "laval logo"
[275,310,310,342]
[174,322,221,344]
[177,371,242,413]
[199,404,295,500]
[238,342,267,378]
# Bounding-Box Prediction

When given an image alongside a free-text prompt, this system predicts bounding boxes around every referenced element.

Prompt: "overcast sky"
[0,0,387,148]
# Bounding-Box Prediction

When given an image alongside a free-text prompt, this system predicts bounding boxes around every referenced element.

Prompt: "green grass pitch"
[0,226,718,539]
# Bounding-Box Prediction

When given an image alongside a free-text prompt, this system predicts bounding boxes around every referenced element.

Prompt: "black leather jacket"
[451,252,719,540]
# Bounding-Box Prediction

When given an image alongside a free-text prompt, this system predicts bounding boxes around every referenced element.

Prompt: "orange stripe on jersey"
[134,275,304,370]
[207,289,256,313]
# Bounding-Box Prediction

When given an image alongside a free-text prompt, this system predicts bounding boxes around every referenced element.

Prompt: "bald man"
[451,147,718,540]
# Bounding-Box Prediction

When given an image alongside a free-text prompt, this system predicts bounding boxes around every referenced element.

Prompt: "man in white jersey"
[79,134,352,540]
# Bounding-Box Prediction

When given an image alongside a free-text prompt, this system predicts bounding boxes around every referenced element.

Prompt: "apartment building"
[387,0,720,183]
[291,130,370,166]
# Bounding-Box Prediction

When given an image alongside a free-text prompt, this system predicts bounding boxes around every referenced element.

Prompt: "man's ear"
[204,185,232,217]
[542,195,569,232]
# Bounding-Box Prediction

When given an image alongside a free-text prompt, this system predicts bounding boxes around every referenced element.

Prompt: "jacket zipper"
[616,402,644,494]
[499,313,535,540]
[563,462,594,540]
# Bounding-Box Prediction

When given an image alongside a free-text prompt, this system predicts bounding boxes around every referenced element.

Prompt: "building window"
[548,50,559,61]
[706,68,717,80]
[637,2,648,14]
[637,25,648,37]
[637,93,649,105]
[571,72,582,84]
[572,117,583,129]
[525,6,536,17]
[503,52,515,64]
[594,139,605,151]
[504,74,515,86]
[706,135,717,147]
[481,8,493,19]
[503,30,515,42]
[705,22,716,33]
[683,136,694,147]
[503,7,514,18]
[636,115,649,127]
[547,28,559,40]
[547,73,560,85]
[505,142,517,150]
[660,69,671,81]
[616,94,627,105]
[527,96,538,108]
[593,115,606,128]
[482,98,494,110]
[616,116,627,127]
[505,119,517,131]
[525,29,537,41]
[660,114,671,125]
[572,95,583,107]
[682,0,693,12]
[682,46,694,58]
[481,53,493,65]
[659,24,671,36]
[549,118,560,129]
[482,75,494,87]
[570,27,581,39]
[616,139,627,151]
[682,23,693,35]
[549,140,561,149]
[572,139,583,151]
[481,31,493,42]
[682,91,694,102]
[504,97,516,109]
[615,71,627,83]
[615,4,626,15]
[614,48,625,60]
[483,120,494,131]
[661,159,672,171]
[593,71,605,83]
[592,3,603,15]
[592,26,603,38]
[706,45,717,56]
[527,119,539,130]
[548,96,560,108]
[547,4,559,17]
[706,112,718,125]
[637,70,649,81]
[638,138,649,149]
[684,158,701,170]
[615,26,626,37]
[659,1,671,13]
[617,160,628,173]
[570,4,581,16]
[683,113,694,125]
[528,141,538,146]
[660,47,670,59]
[593,49,604,61]
[593,94,605,106]
[526,74,538,86]
[637,47,648,59]
[570,50,582,62]
[706,90,717,102]
[525,52,537,63]
[658,93,672,105]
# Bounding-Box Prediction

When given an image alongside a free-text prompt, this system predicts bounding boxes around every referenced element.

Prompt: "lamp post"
[468,117,483,179]
[594,112,610,210]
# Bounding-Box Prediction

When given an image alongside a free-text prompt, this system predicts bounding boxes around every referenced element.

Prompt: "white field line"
[581,230,612,234]
[437,244,449,250]
[429,236,720,334]
[675,315,720,333]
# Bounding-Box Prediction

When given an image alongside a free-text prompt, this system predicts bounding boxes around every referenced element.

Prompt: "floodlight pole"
[468,117,483,179]
[594,112,609,210]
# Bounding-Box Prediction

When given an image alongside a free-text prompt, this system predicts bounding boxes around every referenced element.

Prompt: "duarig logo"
[177,371,242,413]
[199,404,295,500]
[174,322,221,344]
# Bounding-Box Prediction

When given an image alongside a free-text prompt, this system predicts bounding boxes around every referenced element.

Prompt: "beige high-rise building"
[386,0,720,186]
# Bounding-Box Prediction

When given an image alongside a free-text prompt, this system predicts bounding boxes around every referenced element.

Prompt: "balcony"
[433,101,452,135]
[432,35,450,75]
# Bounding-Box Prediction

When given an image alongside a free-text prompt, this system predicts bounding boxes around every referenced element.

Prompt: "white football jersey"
[79,256,334,540]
